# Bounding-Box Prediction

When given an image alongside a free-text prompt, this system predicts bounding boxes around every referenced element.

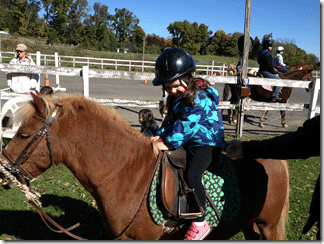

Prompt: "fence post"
[211,60,214,76]
[36,51,41,91]
[55,52,60,87]
[82,66,89,98]
[308,78,320,119]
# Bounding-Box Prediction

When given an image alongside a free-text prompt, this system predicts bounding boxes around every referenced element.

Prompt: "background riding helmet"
[152,48,196,86]
[276,46,284,52]
[262,40,273,49]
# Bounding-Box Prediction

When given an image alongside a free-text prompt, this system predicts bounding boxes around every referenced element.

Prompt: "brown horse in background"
[0,93,290,240]
[224,64,313,128]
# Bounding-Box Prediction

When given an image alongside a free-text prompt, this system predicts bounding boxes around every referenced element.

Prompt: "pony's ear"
[35,90,41,96]
[31,92,47,117]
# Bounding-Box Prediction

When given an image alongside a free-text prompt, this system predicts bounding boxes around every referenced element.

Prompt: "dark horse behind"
[223,64,313,128]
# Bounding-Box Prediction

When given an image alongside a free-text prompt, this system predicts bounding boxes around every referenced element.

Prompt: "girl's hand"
[225,140,243,160]
[152,139,171,157]
[151,136,161,142]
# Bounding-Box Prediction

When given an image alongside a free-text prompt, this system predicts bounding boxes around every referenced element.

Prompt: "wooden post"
[236,0,252,137]
[308,78,320,119]
[55,52,60,87]
[211,60,214,75]
[36,51,41,91]
[82,66,89,98]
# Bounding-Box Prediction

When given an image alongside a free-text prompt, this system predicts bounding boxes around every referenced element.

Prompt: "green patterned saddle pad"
[148,156,241,228]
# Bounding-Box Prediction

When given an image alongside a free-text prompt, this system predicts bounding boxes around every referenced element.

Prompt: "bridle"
[2,104,61,183]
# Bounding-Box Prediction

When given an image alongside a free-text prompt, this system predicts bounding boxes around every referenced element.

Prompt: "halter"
[2,104,61,182]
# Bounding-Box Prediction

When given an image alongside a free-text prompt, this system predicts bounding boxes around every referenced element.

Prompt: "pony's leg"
[259,110,268,127]
[254,160,290,240]
[280,110,288,128]
[256,199,289,241]
[222,84,231,124]
[232,109,238,125]
[245,98,251,111]
[242,221,261,240]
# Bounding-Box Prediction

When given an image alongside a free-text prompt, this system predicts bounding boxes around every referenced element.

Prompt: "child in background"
[40,86,54,95]
[138,109,159,137]
[152,48,226,240]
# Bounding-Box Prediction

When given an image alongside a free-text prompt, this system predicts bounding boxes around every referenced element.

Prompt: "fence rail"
[0,51,320,79]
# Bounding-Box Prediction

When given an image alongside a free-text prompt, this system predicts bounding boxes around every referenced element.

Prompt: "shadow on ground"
[0,194,111,240]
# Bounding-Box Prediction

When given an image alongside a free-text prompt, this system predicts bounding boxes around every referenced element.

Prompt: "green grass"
[0,135,320,240]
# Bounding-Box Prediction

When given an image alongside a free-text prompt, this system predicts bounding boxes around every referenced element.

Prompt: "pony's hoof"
[259,123,264,128]
[282,124,288,128]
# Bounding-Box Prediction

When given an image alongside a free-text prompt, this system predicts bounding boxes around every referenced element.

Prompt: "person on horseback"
[257,40,282,102]
[152,48,226,240]
[273,46,289,73]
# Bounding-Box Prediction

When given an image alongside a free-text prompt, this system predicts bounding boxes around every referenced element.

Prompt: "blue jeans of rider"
[276,66,289,73]
[260,71,281,98]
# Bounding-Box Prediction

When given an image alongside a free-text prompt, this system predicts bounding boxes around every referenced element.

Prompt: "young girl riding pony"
[152,48,226,240]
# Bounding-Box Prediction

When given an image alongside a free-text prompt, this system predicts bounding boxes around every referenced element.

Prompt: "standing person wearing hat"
[257,40,282,102]
[273,46,289,73]
[151,48,226,240]
[6,44,39,93]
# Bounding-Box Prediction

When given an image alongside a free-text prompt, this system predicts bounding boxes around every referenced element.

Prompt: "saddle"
[158,147,222,221]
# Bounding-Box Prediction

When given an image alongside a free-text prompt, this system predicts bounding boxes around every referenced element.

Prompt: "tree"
[129,25,145,53]
[111,7,139,47]
[250,36,261,59]
[167,20,211,55]
[146,34,166,54]
[83,3,116,51]
[224,32,242,57]
[4,0,29,35]
[42,0,73,43]
[206,30,228,56]
[65,0,89,45]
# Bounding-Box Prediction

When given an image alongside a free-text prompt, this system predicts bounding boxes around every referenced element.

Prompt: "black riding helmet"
[152,48,196,86]
[262,40,273,49]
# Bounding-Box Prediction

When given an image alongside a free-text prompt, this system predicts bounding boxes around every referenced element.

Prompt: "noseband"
[2,104,61,182]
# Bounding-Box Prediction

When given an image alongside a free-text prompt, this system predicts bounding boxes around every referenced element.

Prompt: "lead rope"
[0,158,87,240]
[0,158,41,205]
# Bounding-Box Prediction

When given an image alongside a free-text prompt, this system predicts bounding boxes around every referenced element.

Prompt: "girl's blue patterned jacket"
[157,86,226,149]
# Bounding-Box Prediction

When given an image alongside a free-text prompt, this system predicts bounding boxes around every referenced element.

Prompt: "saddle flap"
[166,147,187,169]
[161,154,179,215]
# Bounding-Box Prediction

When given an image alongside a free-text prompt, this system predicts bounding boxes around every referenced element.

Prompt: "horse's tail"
[276,160,290,240]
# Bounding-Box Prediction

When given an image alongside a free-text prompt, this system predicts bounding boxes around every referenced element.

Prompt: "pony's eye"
[19,133,31,140]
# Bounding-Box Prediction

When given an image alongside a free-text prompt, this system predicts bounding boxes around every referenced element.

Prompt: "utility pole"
[236,0,251,136]
[142,35,145,72]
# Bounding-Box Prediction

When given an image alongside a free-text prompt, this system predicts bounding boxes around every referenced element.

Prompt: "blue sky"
[86,0,321,60]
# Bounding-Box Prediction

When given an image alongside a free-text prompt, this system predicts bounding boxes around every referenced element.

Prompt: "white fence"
[0,51,320,79]
[0,55,320,140]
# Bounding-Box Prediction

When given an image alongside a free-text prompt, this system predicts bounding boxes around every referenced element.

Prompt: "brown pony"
[1,93,290,240]
[224,64,313,128]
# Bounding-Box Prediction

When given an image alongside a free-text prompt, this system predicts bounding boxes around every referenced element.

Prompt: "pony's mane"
[15,93,145,138]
